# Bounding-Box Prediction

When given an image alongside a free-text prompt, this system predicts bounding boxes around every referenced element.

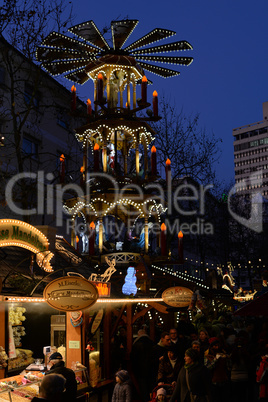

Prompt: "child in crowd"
[156,387,167,401]
[112,370,132,402]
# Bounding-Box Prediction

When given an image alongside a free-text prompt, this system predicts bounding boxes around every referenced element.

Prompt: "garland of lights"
[36,20,193,83]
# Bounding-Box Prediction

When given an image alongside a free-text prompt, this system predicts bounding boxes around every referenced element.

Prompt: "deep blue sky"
[70,0,268,185]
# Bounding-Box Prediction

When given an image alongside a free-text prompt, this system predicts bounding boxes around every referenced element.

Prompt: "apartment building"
[0,36,87,235]
[233,101,268,197]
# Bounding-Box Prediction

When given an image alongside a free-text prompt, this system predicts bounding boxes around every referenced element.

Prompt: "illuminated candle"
[76,235,79,252]
[151,145,157,176]
[71,85,76,111]
[89,221,95,256]
[153,90,158,116]
[165,158,171,182]
[141,75,147,103]
[59,154,65,183]
[161,223,167,256]
[87,98,92,115]
[97,73,103,102]
[94,143,100,172]
[178,231,184,263]
[80,166,84,188]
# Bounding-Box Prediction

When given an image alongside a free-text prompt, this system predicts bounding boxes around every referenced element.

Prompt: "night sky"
[69,0,268,186]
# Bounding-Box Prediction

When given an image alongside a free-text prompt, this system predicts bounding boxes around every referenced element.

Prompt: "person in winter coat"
[46,352,77,402]
[130,329,154,401]
[112,370,132,402]
[230,335,251,402]
[157,345,182,385]
[204,337,231,402]
[31,374,66,402]
[256,349,268,402]
[198,329,210,362]
[151,332,172,386]
[169,348,211,402]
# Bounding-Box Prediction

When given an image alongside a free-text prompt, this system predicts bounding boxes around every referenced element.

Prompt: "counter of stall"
[0,366,90,402]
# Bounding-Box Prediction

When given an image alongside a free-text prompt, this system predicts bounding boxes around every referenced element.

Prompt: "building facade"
[0,36,87,237]
[233,101,268,197]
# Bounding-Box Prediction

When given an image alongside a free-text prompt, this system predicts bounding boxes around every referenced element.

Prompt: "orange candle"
[141,75,147,103]
[89,221,95,256]
[71,85,76,111]
[80,166,84,188]
[178,231,184,263]
[94,143,100,172]
[151,146,157,175]
[165,158,171,182]
[161,223,167,256]
[59,154,65,183]
[97,73,103,102]
[87,98,92,115]
[153,90,158,116]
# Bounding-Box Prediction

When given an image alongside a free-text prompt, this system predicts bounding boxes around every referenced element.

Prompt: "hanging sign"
[91,309,104,335]
[162,286,193,308]
[43,276,98,312]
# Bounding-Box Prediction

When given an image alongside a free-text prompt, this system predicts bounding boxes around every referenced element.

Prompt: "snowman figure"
[122,266,137,296]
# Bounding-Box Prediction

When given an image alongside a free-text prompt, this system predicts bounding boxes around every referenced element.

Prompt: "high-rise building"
[233,102,268,197]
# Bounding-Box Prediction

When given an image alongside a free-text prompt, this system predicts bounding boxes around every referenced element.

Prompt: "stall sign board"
[92,282,111,297]
[43,276,98,311]
[162,286,193,308]
[0,219,53,272]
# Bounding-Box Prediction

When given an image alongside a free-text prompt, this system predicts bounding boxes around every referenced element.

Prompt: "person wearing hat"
[157,344,182,386]
[112,369,132,402]
[156,387,167,401]
[46,352,77,402]
[169,348,211,402]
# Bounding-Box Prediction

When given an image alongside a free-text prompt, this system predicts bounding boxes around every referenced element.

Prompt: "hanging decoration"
[122,266,137,296]
[188,290,206,311]
[70,311,83,327]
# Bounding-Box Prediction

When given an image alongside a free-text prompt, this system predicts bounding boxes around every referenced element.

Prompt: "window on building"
[250,130,258,137]
[250,140,259,148]
[24,84,41,109]
[57,108,70,130]
[22,135,38,159]
[259,127,268,135]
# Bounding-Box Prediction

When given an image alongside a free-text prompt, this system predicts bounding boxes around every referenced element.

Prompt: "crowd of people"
[111,313,268,402]
[28,313,268,402]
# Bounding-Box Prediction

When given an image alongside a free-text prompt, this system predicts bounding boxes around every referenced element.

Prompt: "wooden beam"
[126,304,132,359]
[148,302,168,314]
[111,304,126,338]
[103,306,111,379]
[132,306,151,324]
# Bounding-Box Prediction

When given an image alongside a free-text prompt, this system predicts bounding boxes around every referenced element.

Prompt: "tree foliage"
[0,1,82,224]
[151,96,222,185]
[0,0,73,58]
